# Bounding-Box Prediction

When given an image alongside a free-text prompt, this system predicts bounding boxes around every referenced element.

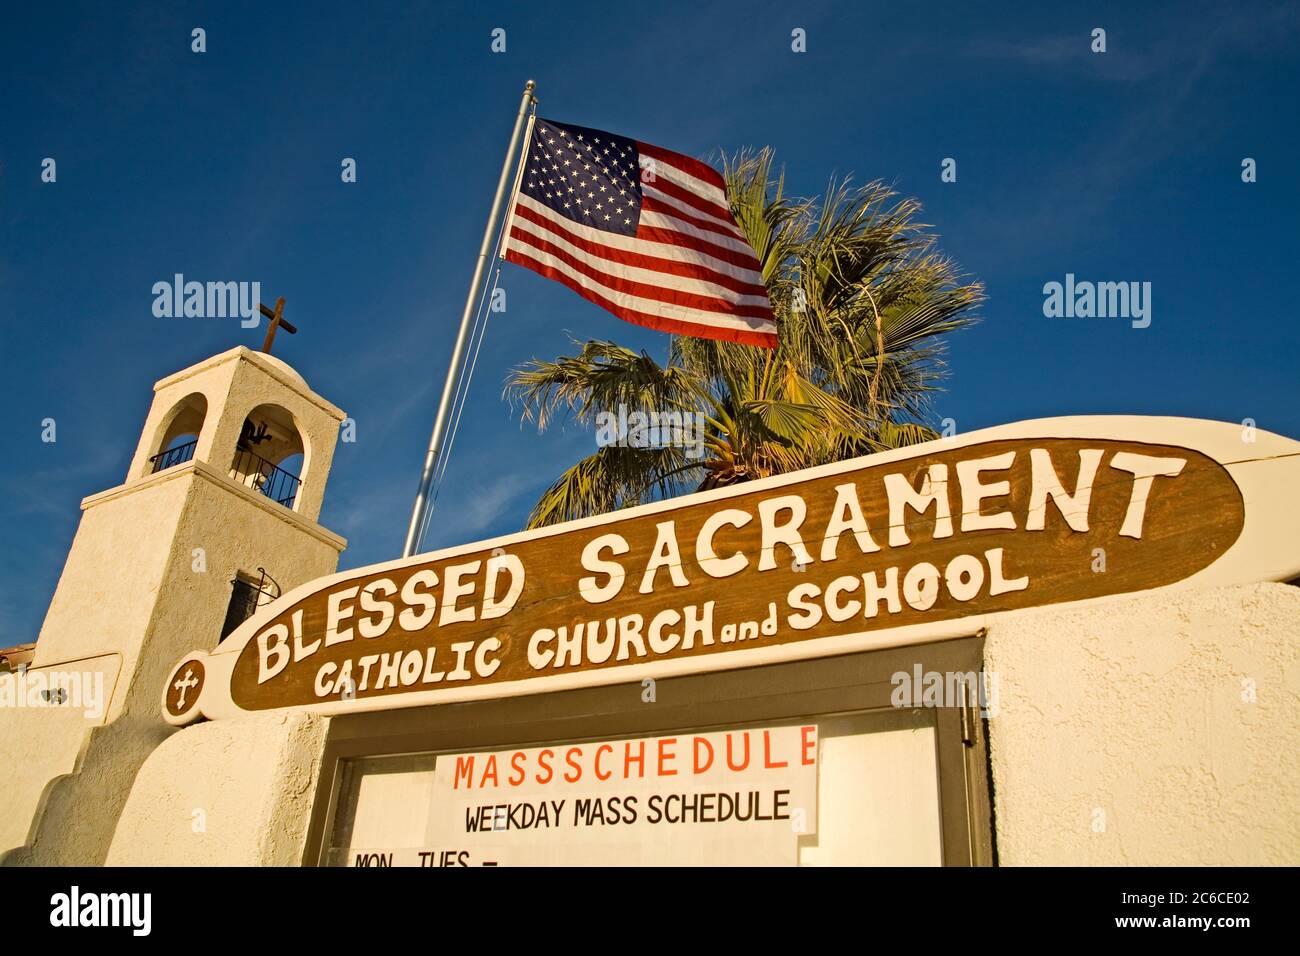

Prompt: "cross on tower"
[258,296,298,354]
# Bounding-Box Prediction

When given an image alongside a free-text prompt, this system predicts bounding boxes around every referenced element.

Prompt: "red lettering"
[594,744,613,781]
[693,737,714,774]
[453,755,474,790]
[801,725,817,766]
[479,754,499,788]
[564,746,583,783]
[725,732,750,772]
[535,748,554,785]
[658,737,678,776]
[508,751,526,786]
[763,730,788,769]
[625,740,645,778]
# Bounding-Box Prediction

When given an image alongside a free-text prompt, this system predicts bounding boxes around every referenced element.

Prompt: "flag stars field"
[504,116,778,347]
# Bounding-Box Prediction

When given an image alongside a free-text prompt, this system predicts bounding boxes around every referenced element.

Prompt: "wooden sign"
[163,417,1300,725]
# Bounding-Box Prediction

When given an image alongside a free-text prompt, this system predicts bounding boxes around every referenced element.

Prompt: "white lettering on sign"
[253,446,1196,687]
[167,418,1289,726]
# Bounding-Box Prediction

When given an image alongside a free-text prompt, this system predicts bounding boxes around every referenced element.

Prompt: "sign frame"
[304,636,993,867]
[163,416,1300,725]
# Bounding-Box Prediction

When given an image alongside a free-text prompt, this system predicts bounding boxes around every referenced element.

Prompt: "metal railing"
[149,439,198,473]
[230,447,301,509]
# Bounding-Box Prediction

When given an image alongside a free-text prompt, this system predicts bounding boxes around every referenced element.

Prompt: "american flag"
[501,117,777,348]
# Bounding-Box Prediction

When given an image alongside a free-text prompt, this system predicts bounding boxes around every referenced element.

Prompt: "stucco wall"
[33,475,190,681]
[126,347,346,524]
[0,706,94,855]
[108,582,1298,867]
[985,581,1300,865]
[2,465,345,866]
[4,346,347,866]
[107,712,328,866]
[0,653,120,857]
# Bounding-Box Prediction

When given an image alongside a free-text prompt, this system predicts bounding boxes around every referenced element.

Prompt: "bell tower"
[0,345,348,866]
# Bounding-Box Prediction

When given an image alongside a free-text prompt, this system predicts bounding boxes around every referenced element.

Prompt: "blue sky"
[2,1,1297,642]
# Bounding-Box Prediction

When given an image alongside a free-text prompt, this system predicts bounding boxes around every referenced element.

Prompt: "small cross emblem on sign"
[173,666,199,709]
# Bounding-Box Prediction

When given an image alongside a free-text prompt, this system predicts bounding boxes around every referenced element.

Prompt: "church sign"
[163,417,1300,724]
[348,724,820,867]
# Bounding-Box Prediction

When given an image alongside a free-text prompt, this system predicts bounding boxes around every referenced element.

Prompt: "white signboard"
[348,724,818,867]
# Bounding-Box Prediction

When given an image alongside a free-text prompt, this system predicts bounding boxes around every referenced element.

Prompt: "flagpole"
[402,79,537,558]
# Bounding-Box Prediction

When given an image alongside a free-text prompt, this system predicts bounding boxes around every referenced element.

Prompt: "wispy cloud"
[1,443,126,518]
[949,2,1300,266]
[326,419,585,567]
[969,4,1300,82]
[424,471,537,545]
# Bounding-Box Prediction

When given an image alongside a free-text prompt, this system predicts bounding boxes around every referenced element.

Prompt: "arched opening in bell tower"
[145,392,208,475]
[228,403,308,511]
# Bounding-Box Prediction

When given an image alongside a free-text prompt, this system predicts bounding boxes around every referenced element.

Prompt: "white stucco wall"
[2,348,347,866]
[107,712,329,866]
[0,653,120,856]
[985,581,1300,865]
[0,707,96,855]
[109,582,1298,867]
[127,347,346,523]
[33,474,190,685]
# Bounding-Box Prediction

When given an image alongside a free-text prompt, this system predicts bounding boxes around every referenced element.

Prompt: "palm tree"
[505,148,983,529]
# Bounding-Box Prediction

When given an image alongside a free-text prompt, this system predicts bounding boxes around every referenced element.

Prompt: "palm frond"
[508,145,983,526]
[525,444,702,529]
[505,339,698,431]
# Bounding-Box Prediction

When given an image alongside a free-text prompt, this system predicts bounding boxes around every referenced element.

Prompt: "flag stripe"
[644,176,737,228]
[507,244,773,330]
[509,224,773,317]
[506,246,773,332]
[634,222,763,273]
[637,141,728,192]
[640,155,732,214]
[505,248,778,347]
[639,205,755,258]
[510,204,769,298]
[641,195,747,243]
[512,196,764,285]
